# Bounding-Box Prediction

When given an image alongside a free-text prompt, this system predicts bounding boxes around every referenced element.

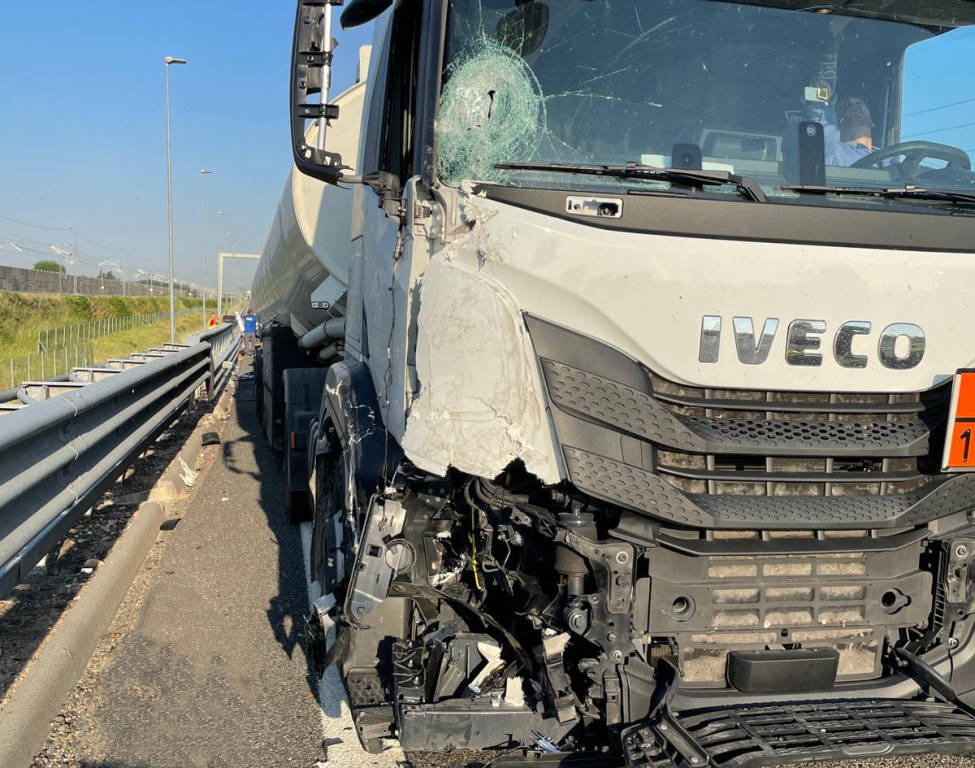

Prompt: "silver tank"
[250,48,370,336]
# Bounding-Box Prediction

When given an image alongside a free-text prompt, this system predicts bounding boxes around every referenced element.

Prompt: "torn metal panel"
[401,251,560,484]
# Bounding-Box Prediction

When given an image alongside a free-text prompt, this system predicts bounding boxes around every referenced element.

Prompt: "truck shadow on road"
[221,371,321,699]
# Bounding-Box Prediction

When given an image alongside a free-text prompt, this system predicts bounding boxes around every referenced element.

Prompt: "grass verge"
[0,295,209,388]
[92,314,208,363]
[0,292,203,362]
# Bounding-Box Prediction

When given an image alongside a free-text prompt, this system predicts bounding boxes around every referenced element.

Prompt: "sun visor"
[708,0,975,30]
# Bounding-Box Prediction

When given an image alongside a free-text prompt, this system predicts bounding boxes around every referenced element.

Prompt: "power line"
[78,233,126,251]
[903,119,975,138]
[0,225,75,250]
[0,231,98,267]
[0,215,128,255]
[904,96,975,118]
[0,214,72,232]
[0,227,62,250]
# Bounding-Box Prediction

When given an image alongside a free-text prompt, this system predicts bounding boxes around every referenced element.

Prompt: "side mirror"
[341,0,392,28]
[291,0,348,184]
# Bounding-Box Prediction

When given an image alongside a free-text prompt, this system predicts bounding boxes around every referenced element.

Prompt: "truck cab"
[262,0,975,762]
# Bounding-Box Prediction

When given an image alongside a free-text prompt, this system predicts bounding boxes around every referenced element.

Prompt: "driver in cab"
[805,14,876,168]
[810,94,875,167]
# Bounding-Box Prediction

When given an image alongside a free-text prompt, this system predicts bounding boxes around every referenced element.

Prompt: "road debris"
[201,431,220,446]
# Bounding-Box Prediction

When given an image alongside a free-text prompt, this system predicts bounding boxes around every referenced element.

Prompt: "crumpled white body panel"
[401,250,561,484]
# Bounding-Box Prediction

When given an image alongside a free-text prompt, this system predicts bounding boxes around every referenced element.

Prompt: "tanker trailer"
[269,0,975,764]
[252,45,369,509]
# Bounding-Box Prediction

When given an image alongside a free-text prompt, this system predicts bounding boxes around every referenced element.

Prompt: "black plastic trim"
[653,389,943,415]
[656,463,925,485]
[726,648,839,694]
[651,528,930,557]
[529,320,938,458]
[524,313,959,528]
[623,699,975,768]
[481,184,975,253]
[563,444,975,529]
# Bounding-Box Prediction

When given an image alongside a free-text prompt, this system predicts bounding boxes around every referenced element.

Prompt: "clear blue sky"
[0,1,372,292]
[0,2,971,295]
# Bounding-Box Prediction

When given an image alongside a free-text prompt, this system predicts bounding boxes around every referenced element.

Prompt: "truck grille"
[525,315,969,528]
[650,373,949,498]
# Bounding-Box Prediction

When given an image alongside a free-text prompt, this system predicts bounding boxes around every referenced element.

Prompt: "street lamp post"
[199,169,212,327]
[164,55,187,343]
[135,269,150,296]
[217,210,228,311]
[70,227,78,294]
[98,259,124,295]
[50,245,74,292]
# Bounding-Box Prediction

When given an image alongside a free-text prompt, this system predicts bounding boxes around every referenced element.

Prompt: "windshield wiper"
[494,161,768,202]
[782,184,975,206]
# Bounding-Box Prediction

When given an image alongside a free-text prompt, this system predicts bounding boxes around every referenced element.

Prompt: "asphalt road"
[26,363,975,768]
[32,366,399,768]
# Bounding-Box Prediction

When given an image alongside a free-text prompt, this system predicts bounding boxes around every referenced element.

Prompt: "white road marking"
[300,521,405,766]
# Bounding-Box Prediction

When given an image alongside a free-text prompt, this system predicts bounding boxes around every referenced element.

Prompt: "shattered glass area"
[437,38,547,184]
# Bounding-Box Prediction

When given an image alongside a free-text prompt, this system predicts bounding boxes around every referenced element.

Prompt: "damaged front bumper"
[310,302,975,766]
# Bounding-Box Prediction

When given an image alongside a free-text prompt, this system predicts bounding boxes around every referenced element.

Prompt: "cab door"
[348,0,439,441]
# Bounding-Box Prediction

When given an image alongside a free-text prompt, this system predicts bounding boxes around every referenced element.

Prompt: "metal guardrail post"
[189,323,240,401]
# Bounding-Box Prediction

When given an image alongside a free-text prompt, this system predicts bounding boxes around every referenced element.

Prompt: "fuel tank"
[250,47,370,335]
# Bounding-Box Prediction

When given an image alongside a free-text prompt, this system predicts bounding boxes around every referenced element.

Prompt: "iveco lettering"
[699,316,926,368]
[250,0,975,764]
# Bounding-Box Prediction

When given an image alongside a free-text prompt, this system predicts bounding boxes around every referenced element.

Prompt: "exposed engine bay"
[306,449,975,764]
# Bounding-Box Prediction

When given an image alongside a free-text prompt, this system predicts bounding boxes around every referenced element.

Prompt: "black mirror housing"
[291,0,348,184]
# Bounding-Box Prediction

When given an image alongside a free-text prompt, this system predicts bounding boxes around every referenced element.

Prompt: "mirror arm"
[291,0,347,184]
[362,170,400,197]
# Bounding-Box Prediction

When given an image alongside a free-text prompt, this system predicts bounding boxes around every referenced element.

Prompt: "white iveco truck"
[252,0,975,763]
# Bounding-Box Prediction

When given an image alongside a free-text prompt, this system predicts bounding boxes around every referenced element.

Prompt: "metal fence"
[0,264,201,298]
[2,309,197,388]
[0,323,239,598]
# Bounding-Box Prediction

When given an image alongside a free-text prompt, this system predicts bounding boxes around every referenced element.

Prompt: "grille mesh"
[623,700,975,768]
[649,373,949,498]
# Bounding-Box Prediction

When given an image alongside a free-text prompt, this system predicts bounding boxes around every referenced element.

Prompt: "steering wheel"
[850,140,972,176]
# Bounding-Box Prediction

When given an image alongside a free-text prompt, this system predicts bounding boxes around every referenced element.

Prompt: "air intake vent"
[649,373,949,498]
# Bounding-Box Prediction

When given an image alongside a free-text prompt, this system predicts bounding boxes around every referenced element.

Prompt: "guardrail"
[190,323,241,400]
[0,327,239,598]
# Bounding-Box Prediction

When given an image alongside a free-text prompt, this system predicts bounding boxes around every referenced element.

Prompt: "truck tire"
[253,349,264,422]
[310,447,346,592]
[286,488,310,523]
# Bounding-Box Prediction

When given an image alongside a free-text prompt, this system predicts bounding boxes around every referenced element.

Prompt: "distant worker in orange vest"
[208,312,218,327]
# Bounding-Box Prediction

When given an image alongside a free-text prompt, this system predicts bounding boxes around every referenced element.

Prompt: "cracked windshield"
[438,0,975,205]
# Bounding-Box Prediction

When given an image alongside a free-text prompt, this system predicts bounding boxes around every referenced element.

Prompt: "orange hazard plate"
[942,370,975,470]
